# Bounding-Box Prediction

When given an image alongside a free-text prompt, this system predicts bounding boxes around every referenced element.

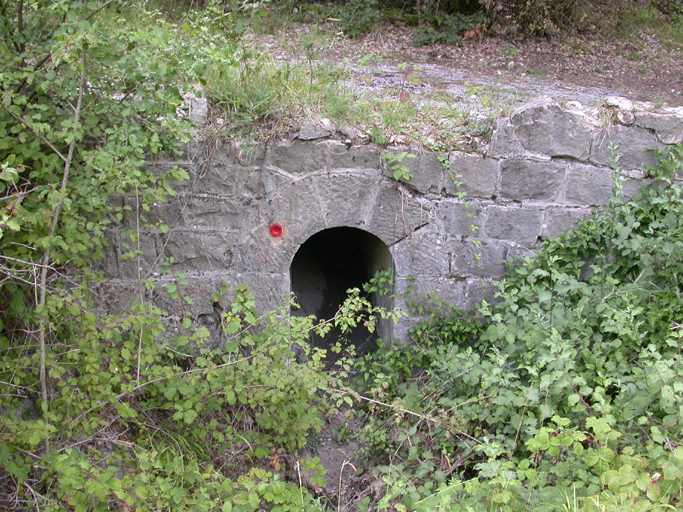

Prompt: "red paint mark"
[269,223,283,237]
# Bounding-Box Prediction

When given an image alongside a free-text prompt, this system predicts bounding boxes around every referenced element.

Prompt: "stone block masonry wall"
[96,96,683,341]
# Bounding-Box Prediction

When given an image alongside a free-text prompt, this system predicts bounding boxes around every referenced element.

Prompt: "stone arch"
[230,171,430,315]
[261,172,430,267]
[290,226,394,352]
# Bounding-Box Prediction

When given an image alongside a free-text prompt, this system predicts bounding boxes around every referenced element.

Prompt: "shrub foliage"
[351,145,683,511]
[3,1,683,511]
[0,1,344,510]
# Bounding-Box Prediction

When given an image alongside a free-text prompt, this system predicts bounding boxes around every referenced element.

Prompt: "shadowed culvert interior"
[290,227,394,357]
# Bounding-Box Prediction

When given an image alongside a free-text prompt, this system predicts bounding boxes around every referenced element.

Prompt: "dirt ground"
[253,20,683,109]
[336,24,683,104]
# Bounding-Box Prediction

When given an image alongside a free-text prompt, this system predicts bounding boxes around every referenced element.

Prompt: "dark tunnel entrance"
[290,227,394,356]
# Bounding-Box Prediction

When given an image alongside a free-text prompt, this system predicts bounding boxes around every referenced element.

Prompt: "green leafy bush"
[351,144,683,511]
[382,151,416,182]
[0,283,340,510]
[652,0,683,15]
[412,11,486,46]
[0,1,341,509]
[337,0,381,38]
[485,0,584,35]
[334,0,486,45]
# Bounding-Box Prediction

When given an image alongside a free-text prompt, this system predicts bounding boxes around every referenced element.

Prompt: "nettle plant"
[351,144,683,511]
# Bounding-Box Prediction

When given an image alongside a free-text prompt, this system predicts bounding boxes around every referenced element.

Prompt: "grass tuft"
[204,57,350,136]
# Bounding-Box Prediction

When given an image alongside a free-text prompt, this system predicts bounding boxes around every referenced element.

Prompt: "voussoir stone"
[366,183,430,245]
[314,173,382,228]
[392,224,449,277]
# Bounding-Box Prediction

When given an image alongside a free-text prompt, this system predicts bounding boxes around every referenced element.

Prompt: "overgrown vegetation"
[204,51,496,150]
[346,145,683,511]
[3,0,683,511]
[0,0,352,509]
[204,56,350,136]
[234,0,683,43]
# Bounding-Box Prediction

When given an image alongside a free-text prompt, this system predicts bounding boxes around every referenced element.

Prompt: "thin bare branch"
[17,0,24,54]
[37,48,88,443]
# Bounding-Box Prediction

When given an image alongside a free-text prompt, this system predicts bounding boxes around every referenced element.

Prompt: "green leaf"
[183,409,198,424]
[537,431,550,451]
[166,282,179,299]
[586,417,611,435]
[5,459,29,483]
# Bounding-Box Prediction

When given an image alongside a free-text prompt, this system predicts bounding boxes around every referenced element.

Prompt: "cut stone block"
[510,97,593,160]
[446,152,499,198]
[484,206,543,247]
[500,159,566,202]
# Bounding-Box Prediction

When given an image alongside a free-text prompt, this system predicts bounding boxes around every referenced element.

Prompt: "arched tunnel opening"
[290,227,394,357]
